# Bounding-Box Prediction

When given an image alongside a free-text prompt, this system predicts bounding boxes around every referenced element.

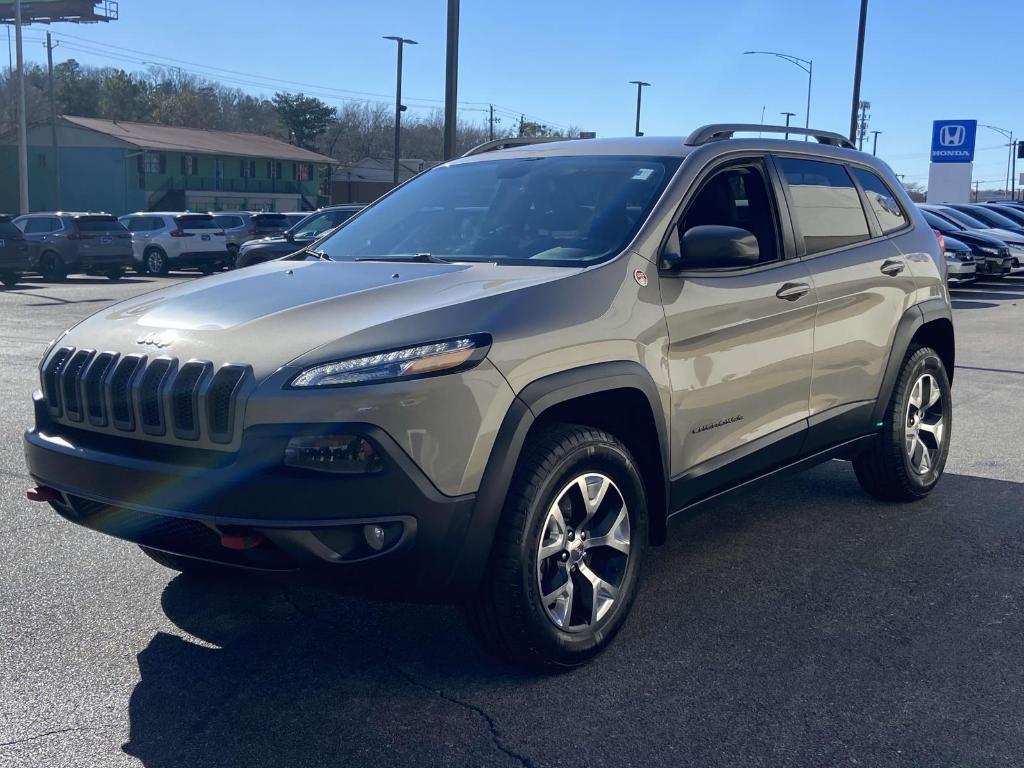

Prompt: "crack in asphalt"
[277,586,536,768]
[0,726,96,748]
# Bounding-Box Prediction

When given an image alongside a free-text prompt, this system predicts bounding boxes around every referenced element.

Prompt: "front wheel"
[105,268,124,281]
[854,344,951,501]
[0,272,19,287]
[466,425,647,668]
[39,251,66,281]
[198,262,216,275]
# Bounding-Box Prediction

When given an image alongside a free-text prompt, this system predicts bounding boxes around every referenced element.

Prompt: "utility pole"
[518,114,524,137]
[871,129,881,156]
[1012,139,1018,201]
[973,180,980,202]
[383,35,417,187]
[488,104,495,141]
[780,111,796,140]
[849,0,869,144]
[45,32,61,210]
[441,0,459,161]
[856,100,870,150]
[14,0,29,214]
[628,80,650,137]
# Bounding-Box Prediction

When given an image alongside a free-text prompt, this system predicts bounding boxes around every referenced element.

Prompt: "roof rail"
[461,136,573,158]
[685,123,856,149]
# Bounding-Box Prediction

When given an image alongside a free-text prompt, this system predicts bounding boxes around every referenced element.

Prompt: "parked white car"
[117,212,229,275]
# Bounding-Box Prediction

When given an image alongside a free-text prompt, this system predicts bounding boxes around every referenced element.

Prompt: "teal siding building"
[0,116,336,215]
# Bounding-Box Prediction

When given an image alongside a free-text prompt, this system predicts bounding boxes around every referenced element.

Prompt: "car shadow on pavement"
[121,463,1024,768]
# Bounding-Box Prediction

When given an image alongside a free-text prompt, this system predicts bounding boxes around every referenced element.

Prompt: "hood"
[951,230,1009,250]
[976,228,1024,247]
[942,236,971,254]
[55,259,576,379]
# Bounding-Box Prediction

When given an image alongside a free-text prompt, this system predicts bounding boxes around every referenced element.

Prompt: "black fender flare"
[447,361,670,595]
[872,298,954,423]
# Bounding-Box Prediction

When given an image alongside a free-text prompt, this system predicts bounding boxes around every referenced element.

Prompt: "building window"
[240,158,256,178]
[181,155,199,176]
[142,152,166,174]
[36,153,46,169]
[267,160,282,179]
[295,163,312,181]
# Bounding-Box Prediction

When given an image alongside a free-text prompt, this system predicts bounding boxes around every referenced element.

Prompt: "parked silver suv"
[14,212,133,281]
[118,212,228,275]
[24,125,955,668]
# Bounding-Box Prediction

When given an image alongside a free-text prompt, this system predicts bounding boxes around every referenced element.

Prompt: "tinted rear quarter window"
[778,157,870,255]
[0,221,22,238]
[850,167,907,233]
[176,215,220,230]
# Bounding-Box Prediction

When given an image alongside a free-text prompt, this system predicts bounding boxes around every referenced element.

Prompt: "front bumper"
[945,259,976,284]
[24,409,479,600]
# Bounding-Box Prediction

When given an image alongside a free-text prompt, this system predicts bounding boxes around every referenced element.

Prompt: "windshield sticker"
[632,168,655,181]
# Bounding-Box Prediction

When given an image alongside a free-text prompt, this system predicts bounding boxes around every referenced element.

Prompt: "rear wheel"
[854,344,951,501]
[0,272,18,287]
[145,247,169,276]
[198,262,216,275]
[227,245,239,269]
[39,251,66,281]
[466,424,647,668]
[105,267,124,281]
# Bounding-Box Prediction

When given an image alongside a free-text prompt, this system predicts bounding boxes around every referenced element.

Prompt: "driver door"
[659,157,817,509]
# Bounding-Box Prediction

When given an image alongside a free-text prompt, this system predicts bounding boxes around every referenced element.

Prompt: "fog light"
[283,435,384,474]
[364,524,386,551]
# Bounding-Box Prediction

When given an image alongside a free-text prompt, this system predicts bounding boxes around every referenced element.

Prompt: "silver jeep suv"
[24,125,954,668]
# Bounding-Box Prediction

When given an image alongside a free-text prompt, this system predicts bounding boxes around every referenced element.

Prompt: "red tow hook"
[26,486,61,502]
[219,529,264,550]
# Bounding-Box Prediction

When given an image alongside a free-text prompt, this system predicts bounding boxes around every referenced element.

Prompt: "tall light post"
[780,111,796,140]
[14,0,29,213]
[849,0,869,144]
[744,51,812,140]
[982,124,1014,198]
[628,80,650,137]
[871,129,882,156]
[442,0,459,161]
[383,35,417,187]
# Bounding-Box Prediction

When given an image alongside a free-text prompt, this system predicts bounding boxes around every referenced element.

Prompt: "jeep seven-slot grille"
[41,347,247,445]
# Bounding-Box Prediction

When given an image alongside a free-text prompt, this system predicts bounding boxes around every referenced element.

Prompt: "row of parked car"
[924,200,1024,286]
[0,205,363,286]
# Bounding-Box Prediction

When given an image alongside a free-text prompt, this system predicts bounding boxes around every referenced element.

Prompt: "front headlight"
[979,246,1000,255]
[288,334,490,388]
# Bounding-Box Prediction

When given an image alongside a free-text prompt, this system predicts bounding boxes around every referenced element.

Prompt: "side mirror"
[662,225,760,271]
[285,231,295,242]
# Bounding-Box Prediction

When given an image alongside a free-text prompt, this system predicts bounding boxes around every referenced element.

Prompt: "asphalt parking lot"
[2,272,1023,767]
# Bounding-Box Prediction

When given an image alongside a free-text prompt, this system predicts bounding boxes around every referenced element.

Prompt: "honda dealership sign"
[927,119,977,203]
[930,120,978,163]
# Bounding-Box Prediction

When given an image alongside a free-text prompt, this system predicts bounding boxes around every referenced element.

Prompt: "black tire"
[198,263,215,275]
[105,268,125,281]
[145,247,169,276]
[227,245,239,269]
[466,424,648,669]
[39,251,66,281]
[138,545,232,577]
[854,344,952,502]
[0,272,18,287]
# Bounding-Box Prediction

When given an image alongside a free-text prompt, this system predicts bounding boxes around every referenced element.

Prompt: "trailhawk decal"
[691,415,744,434]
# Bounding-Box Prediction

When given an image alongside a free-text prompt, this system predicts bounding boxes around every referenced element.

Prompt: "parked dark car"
[0,214,33,286]
[235,205,363,268]
[940,233,976,286]
[921,204,1024,272]
[919,208,1013,278]
[13,212,133,281]
[980,202,1024,228]
[947,204,1024,238]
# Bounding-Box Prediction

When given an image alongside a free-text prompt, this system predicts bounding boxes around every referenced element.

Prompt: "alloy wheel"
[905,373,945,475]
[536,472,631,631]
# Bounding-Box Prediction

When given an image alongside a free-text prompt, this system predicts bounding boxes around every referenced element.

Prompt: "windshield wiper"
[306,248,331,260]
[355,253,453,264]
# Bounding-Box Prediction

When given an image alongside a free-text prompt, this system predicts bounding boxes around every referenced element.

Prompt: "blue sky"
[8,0,1022,187]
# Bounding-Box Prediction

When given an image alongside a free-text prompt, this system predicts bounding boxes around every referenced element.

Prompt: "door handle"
[776,282,810,301]
[880,259,905,276]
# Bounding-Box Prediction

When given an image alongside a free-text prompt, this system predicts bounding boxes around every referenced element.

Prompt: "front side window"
[316,155,679,266]
[23,217,52,234]
[850,167,907,233]
[778,157,870,255]
[291,209,356,239]
[677,161,781,265]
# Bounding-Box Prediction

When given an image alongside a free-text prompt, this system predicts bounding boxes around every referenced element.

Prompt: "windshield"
[291,209,357,240]
[921,209,961,232]
[938,207,987,229]
[316,155,680,265]
[987,205,1024,226]
[966,206,1019,229]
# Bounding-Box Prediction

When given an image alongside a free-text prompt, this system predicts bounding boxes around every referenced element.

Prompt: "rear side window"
[214,215,242,229]
[76,217,125,233]
[176,215,220,230]
[850,167,907,234]
[23,218,53,234]
[777,157,870,255]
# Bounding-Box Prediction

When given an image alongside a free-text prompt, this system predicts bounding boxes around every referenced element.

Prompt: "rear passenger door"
[774,156,916,449]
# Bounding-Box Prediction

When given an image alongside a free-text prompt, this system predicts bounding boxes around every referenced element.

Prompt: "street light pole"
[849,0,869,144]
[628,81,650,137]
[871,129,882,156]
[780,111,796,140]
[14,0,29,213]
[743,51,813,140]
[384,35,417,188]
[982,124,1014,197]
[441,0,459,161]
